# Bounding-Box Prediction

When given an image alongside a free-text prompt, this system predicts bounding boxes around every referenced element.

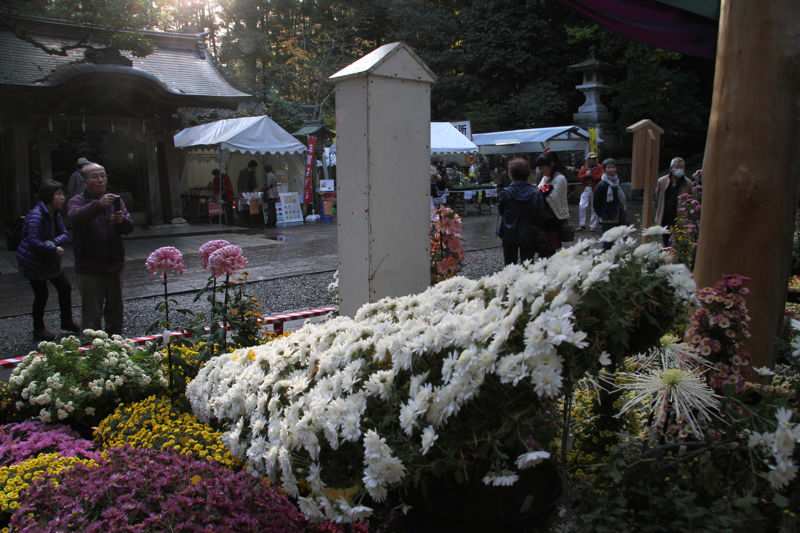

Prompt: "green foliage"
[4,0,156,56]
[6,332,167,427]
[570,441,767,533]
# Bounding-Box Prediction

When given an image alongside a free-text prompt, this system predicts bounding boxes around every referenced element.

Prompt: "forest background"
[8,0,715,160]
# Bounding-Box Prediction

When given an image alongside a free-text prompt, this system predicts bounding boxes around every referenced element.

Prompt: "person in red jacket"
[577,152,602,231]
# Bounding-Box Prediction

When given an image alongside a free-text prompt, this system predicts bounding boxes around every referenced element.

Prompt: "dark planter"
[397,461,562,533]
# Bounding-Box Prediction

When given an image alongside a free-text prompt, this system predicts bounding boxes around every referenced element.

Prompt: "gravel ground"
[0,247,505,362]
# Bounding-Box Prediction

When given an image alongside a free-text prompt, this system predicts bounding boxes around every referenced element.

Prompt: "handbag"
[558,219,575,243]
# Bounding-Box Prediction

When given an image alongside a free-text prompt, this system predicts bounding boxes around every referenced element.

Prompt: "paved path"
[0,212,511,319]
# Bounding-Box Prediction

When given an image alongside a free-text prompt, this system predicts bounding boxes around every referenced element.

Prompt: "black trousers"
[265,199,278,227]
[30,273,72,330]
[503,241,537,265]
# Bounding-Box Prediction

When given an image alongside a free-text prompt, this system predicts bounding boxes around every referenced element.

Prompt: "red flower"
[538,183,553,195]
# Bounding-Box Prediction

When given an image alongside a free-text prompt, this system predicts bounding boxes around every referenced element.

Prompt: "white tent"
[472,125,601,155]
[174,115,306,155]
[326,122,477,164]
[430,122,478,154]
[174,116,307,221]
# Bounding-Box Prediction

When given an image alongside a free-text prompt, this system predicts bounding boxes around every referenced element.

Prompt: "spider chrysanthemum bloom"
[616,349,720,440]
[208,244,248,278]
[145,246,186,276]
[199,239,231,270]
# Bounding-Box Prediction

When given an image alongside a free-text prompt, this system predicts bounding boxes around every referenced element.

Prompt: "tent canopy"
[472,125,601,155]
[174,115,306,155]
[431,122,478,154]
[327,122,477,163]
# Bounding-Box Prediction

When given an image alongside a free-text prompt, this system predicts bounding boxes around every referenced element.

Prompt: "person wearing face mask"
[593,158,627,237]
[654,157,693,246]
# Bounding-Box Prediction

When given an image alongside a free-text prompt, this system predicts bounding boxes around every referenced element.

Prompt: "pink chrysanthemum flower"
[145,246,186,276]
[208,244,248,278]
[199,239,231,270]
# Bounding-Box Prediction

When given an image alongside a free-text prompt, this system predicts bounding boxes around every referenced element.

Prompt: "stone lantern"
[568,50,616,154]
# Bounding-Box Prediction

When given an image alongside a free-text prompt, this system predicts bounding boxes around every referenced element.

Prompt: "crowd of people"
[493,151,702,265]
[14,151,702,340]
[208,160,280,227]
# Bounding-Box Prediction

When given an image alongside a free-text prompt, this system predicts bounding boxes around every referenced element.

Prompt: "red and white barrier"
[0,306,337,369]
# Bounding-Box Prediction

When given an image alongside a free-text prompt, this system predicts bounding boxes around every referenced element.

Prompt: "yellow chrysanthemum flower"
[94,396,239,469]
[0,453,96,519]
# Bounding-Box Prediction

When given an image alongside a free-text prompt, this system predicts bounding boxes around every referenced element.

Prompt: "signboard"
[276,192,304,226]
[451,120,472,139]
[319,179,335,192]
[303,135,318,205]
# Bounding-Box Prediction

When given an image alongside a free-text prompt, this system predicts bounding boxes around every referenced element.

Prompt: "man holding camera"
[67,162,133,334]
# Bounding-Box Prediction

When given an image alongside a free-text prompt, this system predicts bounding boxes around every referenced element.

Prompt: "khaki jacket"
[654,174,693,226]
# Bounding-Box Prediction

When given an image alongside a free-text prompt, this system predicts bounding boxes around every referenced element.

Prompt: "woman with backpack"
[497,158,552,264]
[16,179,80,341]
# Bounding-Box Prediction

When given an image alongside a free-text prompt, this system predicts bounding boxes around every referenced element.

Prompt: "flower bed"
[187,226,695,524]
[94,395,238,468]
[9,447,307,532]
[0,421,98,466]
[0,452,96,525]
[7,331,166,425]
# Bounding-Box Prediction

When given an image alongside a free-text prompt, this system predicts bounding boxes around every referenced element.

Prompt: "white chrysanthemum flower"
[516,450,550,470]
[753,366,775,377]
[420,425,438,455]
[642,226,671,237]
[616,351,719,439]
[362,430,406,502]
[482,471,519,487]
[656,263,697,303]
[750,408,799,490]
[634,242,663,262]
[599,351,612,367]
[336,500,374,521]
[601,225,635,243]
[581,261,618,291]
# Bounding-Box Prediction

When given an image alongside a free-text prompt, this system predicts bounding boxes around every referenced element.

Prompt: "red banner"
[303,135,317,205]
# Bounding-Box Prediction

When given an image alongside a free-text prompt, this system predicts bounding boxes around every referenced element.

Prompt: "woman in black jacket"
[593,158,627,235]
[497,158,553,264]
[16,179,79,340]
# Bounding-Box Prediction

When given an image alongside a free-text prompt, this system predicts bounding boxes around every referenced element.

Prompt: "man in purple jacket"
[67,163,133,334]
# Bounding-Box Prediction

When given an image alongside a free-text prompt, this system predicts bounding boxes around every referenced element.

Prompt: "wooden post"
[694,0,800,368]
[12,122,31,215]
[626,119,663,226]
[146,139,163,225]
[330,42,436,316]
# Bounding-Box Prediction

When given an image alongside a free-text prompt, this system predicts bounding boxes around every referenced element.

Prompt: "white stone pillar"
[330,42,436,316]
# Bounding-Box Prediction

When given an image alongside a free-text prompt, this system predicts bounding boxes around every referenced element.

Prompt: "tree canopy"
[4,0,714,158]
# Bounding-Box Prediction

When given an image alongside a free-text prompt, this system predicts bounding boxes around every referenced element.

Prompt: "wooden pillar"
[330,42,436,316]
[694,0,800,367]
[146,139,163,225]
[12,122,31,215]
[626,119,663,226]
[37,134,53,182]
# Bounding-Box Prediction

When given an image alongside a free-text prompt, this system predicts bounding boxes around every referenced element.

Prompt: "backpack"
[6,216,24,251]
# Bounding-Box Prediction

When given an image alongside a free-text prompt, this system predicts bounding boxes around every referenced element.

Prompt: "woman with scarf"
[593,158,627,237]
[536,152,570,251]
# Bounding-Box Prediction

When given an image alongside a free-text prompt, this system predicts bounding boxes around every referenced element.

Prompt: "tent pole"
[217,146,224,225]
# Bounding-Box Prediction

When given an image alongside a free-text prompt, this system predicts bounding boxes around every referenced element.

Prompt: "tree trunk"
[694,0,800,368]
